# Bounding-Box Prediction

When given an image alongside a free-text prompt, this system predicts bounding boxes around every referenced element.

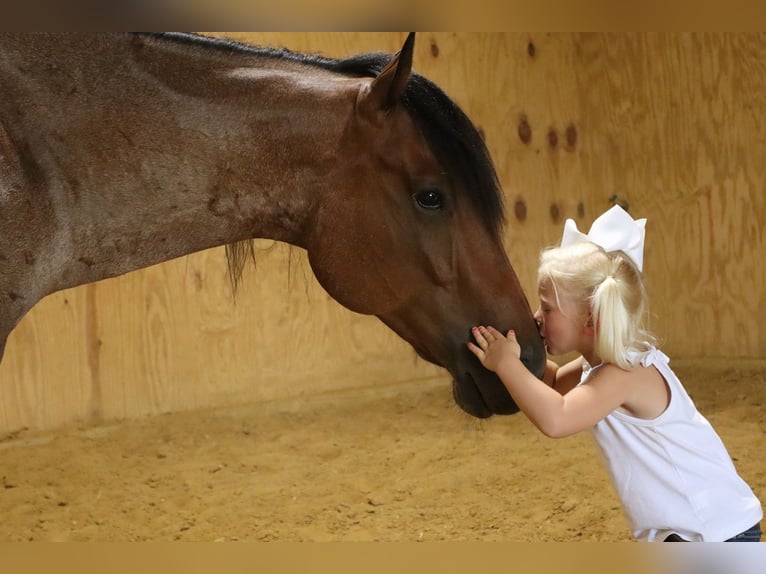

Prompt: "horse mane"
[134,33,506,294]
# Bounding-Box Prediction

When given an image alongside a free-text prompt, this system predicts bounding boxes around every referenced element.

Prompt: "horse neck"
[20,35,359,291]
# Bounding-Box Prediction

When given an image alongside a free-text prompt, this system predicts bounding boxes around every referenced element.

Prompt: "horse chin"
[452,372,520,418]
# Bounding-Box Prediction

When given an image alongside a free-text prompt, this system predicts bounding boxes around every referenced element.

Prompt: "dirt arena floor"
[0,360,763,542]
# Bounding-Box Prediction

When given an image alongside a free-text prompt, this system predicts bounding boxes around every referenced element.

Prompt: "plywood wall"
[1,33,764,433]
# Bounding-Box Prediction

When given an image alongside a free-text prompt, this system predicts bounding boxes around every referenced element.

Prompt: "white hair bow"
[560,205,647,271]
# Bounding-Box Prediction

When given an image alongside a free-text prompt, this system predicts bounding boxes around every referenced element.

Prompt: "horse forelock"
[402,77,506,236]
[328,51,506,236]
[136,33,506,237]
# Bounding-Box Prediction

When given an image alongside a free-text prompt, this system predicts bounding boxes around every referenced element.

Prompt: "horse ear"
[360,32,415,118]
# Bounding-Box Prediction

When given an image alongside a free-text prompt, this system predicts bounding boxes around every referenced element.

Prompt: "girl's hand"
[467,326,522,374]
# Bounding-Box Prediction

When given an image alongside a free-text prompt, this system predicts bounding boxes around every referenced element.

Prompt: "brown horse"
[0,32,544,418]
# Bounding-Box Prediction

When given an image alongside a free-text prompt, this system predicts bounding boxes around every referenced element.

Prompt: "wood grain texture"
[1,33,763,433]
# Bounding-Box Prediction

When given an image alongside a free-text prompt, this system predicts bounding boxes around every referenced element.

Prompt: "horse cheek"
[306,236,398,317]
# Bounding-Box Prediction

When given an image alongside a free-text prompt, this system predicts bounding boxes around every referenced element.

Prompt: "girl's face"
[533,281,593,357]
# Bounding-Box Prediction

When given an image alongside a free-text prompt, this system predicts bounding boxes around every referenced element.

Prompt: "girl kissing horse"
[0,32,544,418]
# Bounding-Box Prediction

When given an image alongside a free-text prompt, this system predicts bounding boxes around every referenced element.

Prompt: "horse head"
[0,32,543,420]
[306,34,546,417]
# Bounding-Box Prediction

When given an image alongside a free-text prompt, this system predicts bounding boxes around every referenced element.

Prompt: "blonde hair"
[537,241,654,369]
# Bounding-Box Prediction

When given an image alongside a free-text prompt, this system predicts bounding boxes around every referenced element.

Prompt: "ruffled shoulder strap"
[627,345,670,369]
[641,347,670,368]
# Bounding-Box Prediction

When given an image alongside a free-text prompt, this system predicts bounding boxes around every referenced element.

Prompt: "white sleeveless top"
[581,346,762,541]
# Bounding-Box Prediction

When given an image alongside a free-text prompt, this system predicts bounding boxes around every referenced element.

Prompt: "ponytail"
[592,274,635,369]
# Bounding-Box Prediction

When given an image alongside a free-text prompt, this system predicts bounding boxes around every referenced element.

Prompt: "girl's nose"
[532,308,543,335]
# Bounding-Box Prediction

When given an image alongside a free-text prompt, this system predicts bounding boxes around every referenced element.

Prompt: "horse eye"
[414,189,444,211]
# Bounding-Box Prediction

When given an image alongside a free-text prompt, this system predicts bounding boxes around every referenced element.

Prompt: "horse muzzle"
[452,371,519,418]
[378,313,546,418]
[451,336,545,418]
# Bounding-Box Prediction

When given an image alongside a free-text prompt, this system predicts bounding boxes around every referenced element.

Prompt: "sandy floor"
[0,361,763,542]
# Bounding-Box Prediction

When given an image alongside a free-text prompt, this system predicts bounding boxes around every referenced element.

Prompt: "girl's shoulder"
[596,345,670,382]
[599,347,672,420]
[590,361,640,382]
[581,345,670,383]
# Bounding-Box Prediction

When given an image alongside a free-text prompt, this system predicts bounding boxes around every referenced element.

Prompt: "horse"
[0,32,545,419]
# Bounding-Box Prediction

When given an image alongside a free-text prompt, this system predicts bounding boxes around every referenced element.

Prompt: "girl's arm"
[468,326,633,438]
[542,360,558,386]
[544,357,584,395]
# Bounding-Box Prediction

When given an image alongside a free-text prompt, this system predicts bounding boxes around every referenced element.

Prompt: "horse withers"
[0,32,544,418]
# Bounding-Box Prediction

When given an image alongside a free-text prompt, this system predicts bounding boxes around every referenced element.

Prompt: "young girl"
[468,205,762,542]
